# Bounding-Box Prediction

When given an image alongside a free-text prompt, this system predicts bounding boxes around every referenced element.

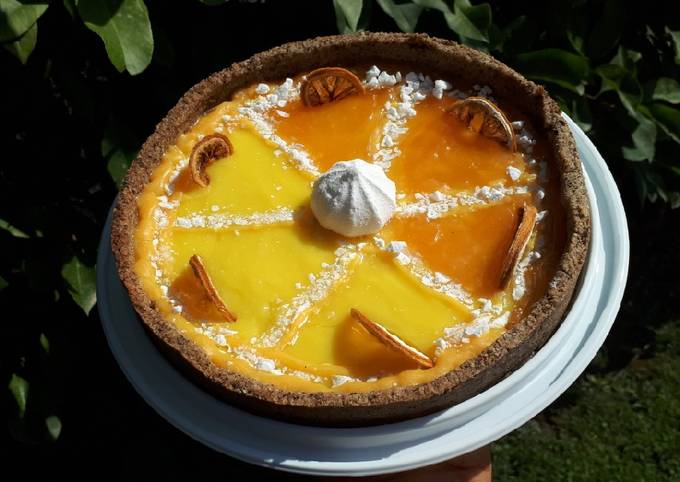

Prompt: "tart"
[111,33,590,426]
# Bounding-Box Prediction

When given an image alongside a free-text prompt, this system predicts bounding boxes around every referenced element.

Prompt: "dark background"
[2,1,680,480]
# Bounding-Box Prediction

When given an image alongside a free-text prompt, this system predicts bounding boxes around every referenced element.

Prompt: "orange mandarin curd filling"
[391,96,526,193]
[383,200,525,298]
[276,90,389,171]
[133,68,565,393]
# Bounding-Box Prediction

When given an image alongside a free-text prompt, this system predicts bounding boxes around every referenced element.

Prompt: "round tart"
[111,33,590,426]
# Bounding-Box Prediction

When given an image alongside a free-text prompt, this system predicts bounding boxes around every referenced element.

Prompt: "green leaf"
[652,77,680,104]
[631,164,668,205]
[622,113,656,162]
[39,333,50,354]
[0,274,7,291]
[669,191,680,209]
[611,46,641,69]
[0,0,48,42]
[45,415,62,441]
[514,49,589,95]
[567,30,584,55]
[566,10,587,55]
[452,0,491,42]
[595,48,642,115]
[650,102,680,145]
[413,0,490,42]
[61,256,96,315]
[666,27,680,65]
[76,0,153,75]
[8,373,28,418]
[0,218,29,238]
[107,149,134,187]
[333,0,363,33]
[412,0,451,23]
[376,0,422,33]
[102,119,137,187]
[596,64,640,113]
[3,20,36,64]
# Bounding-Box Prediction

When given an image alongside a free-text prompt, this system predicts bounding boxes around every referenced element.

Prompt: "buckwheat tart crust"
[111,33,590,426]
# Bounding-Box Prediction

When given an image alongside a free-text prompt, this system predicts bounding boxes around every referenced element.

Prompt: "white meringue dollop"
[311,159,396,237]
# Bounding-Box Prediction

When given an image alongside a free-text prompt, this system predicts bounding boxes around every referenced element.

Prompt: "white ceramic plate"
[96,114,629,476]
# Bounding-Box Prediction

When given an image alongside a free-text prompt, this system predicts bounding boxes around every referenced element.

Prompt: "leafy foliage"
[515,49,589,94]
[0,0,47,42]
[334,0,363,33]
[376,0,422,33]
[44,415,62,441]
[8,373,29,418]
[2,21,36,64]
[76,0,153,75]
[102,118,138,187]
[1,0,152,75]
[61,256,97,315]
[0,217,29,238]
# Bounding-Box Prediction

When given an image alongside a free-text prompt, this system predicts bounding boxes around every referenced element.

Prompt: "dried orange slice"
[300,67,365,107]
[499,204,538,288]
[448,96,516,151]
[350,308,433,369]
[189,134,233,187]
[189,254,237,322]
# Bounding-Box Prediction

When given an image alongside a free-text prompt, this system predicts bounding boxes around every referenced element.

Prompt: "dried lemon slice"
[499,204,538,288]
[351,308,434,369]
[189,254,237,322]
[449,96,516,151]
[189,134,233,187]
[300,67,365,107]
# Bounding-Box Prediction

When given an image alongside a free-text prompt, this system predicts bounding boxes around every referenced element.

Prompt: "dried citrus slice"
[189,254,237,322]
[189,134,233,187]
[300,67,365,107]
[499,204,538,288]
[350,308,434,369]
[448,96,516,151]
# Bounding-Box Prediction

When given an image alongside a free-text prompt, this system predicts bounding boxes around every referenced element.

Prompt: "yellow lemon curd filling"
[134,69,565,393]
